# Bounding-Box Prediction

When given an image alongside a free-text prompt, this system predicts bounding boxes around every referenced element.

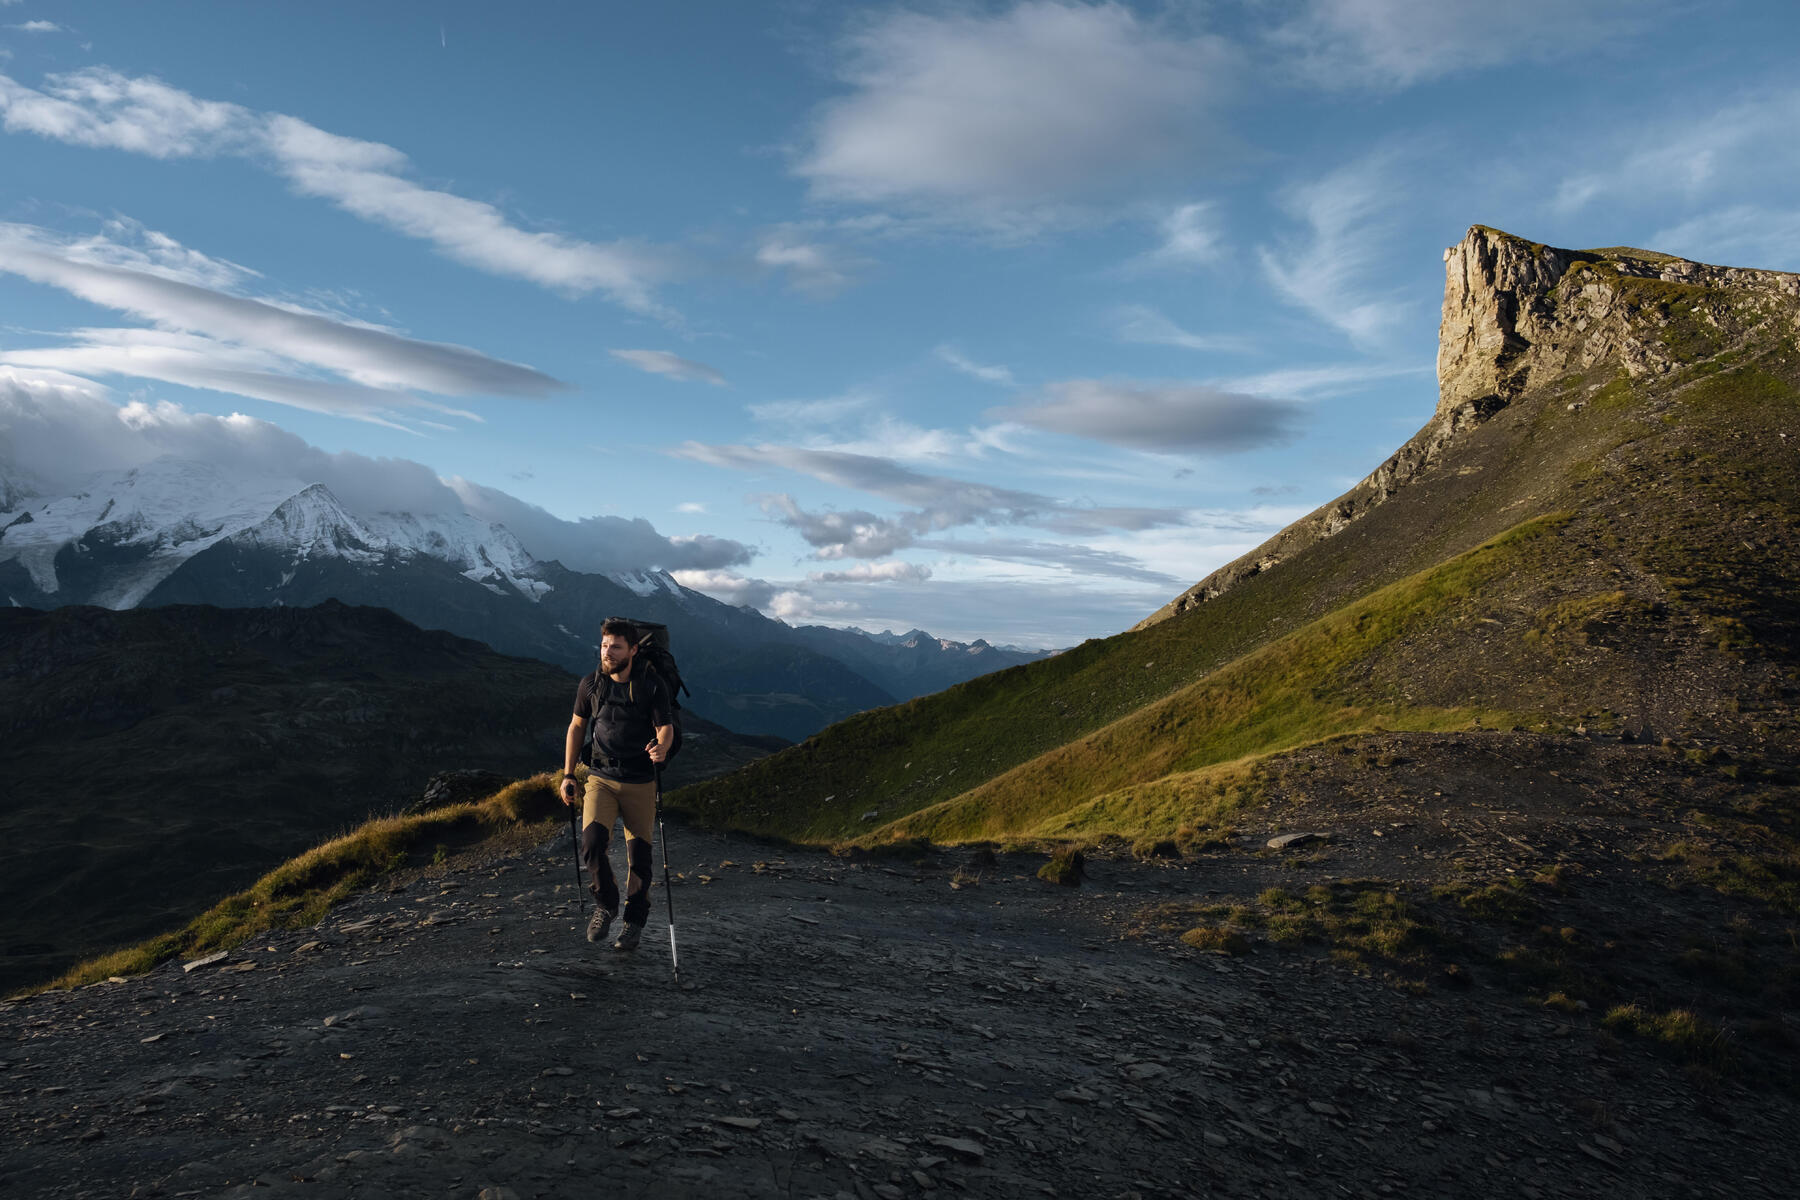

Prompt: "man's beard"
[602,654,628,673]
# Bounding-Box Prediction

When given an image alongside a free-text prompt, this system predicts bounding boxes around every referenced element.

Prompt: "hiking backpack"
[585,618,688,765]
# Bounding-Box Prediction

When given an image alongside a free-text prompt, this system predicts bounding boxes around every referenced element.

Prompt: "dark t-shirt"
[574,666,672,782]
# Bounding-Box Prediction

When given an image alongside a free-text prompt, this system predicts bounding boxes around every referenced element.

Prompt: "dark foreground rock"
[3,823,1794,1199]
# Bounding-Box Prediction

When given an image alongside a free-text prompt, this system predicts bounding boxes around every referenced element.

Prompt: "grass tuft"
[25,772,562,997]
[1037,847,1085,887]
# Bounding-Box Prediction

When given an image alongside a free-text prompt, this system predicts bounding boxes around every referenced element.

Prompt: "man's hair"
[600,617,639,646]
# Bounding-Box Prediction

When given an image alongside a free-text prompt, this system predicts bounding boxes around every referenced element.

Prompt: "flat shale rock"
[2,824,1794,1199]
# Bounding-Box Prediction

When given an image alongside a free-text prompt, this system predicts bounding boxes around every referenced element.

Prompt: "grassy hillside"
[670,236,1800,848]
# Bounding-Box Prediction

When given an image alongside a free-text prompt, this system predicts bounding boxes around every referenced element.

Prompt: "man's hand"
[560,775,580,806]
[646,739,668,764]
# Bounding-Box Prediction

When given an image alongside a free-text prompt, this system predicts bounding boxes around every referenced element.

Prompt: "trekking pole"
[655,764,680,982]
[567,789,587,909]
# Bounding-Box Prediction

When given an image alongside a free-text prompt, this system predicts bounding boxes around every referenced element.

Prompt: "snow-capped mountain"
[0,459,307,608]
[0,457,1052,738]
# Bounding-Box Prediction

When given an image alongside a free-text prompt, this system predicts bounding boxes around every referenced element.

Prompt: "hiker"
[561,617,675,951]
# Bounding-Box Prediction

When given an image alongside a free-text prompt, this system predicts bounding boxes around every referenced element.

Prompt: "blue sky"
[2,1,1797,646]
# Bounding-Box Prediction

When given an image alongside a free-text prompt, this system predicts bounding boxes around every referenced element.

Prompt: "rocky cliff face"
[1438,226,1800,413]
[1134,225,1800,631]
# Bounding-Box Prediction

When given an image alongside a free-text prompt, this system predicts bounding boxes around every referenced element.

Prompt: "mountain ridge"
[0,464,1051,738]
[1134,225,1800,631]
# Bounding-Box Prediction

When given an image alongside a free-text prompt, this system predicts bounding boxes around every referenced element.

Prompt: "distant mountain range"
[0,460,1052,739]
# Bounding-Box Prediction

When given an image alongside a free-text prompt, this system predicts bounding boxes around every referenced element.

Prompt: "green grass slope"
[670,234,1800,847]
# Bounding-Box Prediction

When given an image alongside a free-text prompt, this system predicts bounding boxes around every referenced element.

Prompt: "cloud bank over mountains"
[0,374,751,575]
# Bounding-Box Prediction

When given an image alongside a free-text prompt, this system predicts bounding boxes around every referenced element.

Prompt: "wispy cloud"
[935,344,1015,386]
[1132,201,1224,271]
[1113,304,1253,353]
[995,379,1302,453]
[7,20,62,34]
[809,560,932,584]
[1549,88,1800,271]
[797,2,1236,223]
[1212,360,1431,400]
[1553,89,1800,216]
[912,537,1179,587]
[676,440,1191,560]
[608,349,726,386]
[755,230,864,297]
[0,68,674,313]
[1258,149,1417,346]
[0,220,562,428]
[747,390,875,427]
[1651,205,1800,271]
[1267,0,1673,91]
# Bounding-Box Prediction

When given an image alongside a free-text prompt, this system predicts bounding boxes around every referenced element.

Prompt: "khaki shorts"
[582,773,657,844]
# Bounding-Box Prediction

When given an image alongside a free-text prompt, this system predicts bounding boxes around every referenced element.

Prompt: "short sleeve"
[648,672,673,728]
[572,672,595,719]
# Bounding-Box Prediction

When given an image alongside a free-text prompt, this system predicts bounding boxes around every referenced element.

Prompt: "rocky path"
[3,823,1794,1199]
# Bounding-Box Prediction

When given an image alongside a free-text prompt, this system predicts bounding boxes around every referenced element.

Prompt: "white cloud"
[797,2,1235,217]
[0,381,754,573]
[913,536,1179,587]
[608,349,726,386]
[997,379,1303,453]
[747,390,875,427]
[935,345,1015,387]
[755,230,864,297]
[808,560,932,585]
[1136,201,1224,270]
[677,440,1192,561]
[0,220,561,428]
[670,568,777,610]
[1551,89,1800,230]
[1212,360,1431,400]
[7,20,63,33]
[0,68,674,312]
[675,501,707,514]
[1113,304,1253,354]
[768,590,858,623]
[1268,0,1671,90]
[1258,150,1417,346]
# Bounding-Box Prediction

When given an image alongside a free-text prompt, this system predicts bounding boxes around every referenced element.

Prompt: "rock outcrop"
[1135,225,1800,631]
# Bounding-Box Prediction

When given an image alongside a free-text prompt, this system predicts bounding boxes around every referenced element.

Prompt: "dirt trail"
[3,821,1793,1199]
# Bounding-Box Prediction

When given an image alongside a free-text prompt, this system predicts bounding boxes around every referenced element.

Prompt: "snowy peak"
[0,459,308,607]
[0,458,556,608]
[359,510,549,600]
[236,484,381,562]
[608,568,686,602]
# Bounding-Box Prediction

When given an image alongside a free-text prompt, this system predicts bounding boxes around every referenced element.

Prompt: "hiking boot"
[612,922,643,952]
[586,907,616,944]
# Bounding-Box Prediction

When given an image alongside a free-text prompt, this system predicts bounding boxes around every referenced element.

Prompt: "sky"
[2,1,1797,647]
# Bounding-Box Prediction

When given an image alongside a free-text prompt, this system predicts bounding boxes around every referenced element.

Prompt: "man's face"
[600,634,636,672]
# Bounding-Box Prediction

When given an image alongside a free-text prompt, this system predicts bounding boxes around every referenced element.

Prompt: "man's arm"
[647,722,674,764]
[561,714,587,806]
